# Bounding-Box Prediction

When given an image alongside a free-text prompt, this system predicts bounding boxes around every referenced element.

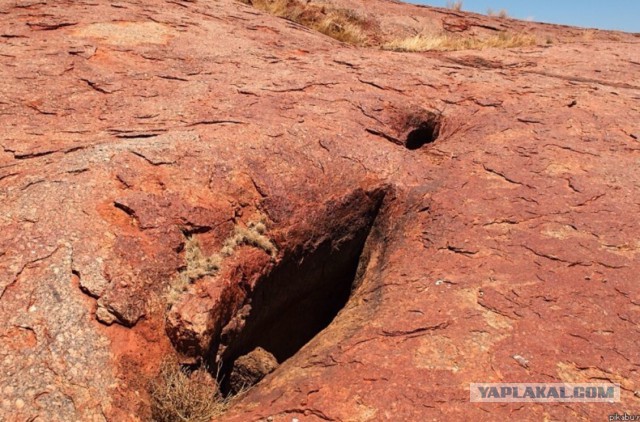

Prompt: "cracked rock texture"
[1,0,639,421]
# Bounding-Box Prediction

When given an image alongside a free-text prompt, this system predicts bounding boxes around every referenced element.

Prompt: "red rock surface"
[1,0,639,421]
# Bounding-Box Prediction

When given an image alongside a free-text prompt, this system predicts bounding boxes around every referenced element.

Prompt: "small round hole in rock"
[405,118,440,150]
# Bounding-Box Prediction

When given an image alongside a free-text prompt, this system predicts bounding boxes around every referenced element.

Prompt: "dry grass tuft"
[149,359,225,422]
[183,237,222,282]
[166,222,277,305]
[166,237,221,305]
[487,8,508,18]
[446,0,463,11]
[382,32,537,52]
[222,221,278,257]
[240,0,370,45]
[581,29,598,41]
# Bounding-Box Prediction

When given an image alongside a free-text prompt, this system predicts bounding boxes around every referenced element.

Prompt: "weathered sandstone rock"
[0,0,638,421]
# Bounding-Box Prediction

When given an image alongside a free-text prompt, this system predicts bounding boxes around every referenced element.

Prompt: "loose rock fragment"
[229,347,279,394]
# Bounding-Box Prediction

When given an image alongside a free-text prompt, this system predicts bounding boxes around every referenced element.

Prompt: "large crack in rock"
[165,185,389,395]
[216,186,389,393]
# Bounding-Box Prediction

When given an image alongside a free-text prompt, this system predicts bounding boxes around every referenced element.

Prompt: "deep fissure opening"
[212,190,385,395]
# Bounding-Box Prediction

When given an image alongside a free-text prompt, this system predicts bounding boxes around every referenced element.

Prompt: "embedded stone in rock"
[228,347,278,395]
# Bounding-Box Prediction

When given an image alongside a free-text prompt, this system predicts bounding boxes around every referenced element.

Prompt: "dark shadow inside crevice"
[404,114,441,150]
[212,192,385,395]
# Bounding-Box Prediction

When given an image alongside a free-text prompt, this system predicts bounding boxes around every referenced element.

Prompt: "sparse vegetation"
[487,8,508,18]
[166,237,221,305]
[382,32,537,52]
[239,0,371,45]
[581,29,598,41]
[446,1,463,11]
[239,0,540,53]
[222,221,278,257]
[183,237,222,283]
[166,221,277,305]
[149,359,225,422]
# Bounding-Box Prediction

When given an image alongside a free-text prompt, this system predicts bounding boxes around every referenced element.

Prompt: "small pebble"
[512,354,530,368]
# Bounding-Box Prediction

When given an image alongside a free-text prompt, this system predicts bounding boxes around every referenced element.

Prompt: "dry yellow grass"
[149,359,225,422]
[487,8,509,18]
[446,0,463,11]
[166,221,277,305]
[240,0,369,45]
[183,237,221,282]
[581,29,598,41]
[166,237,221,305]
[221,221,277,257]
[382,32,537,52]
